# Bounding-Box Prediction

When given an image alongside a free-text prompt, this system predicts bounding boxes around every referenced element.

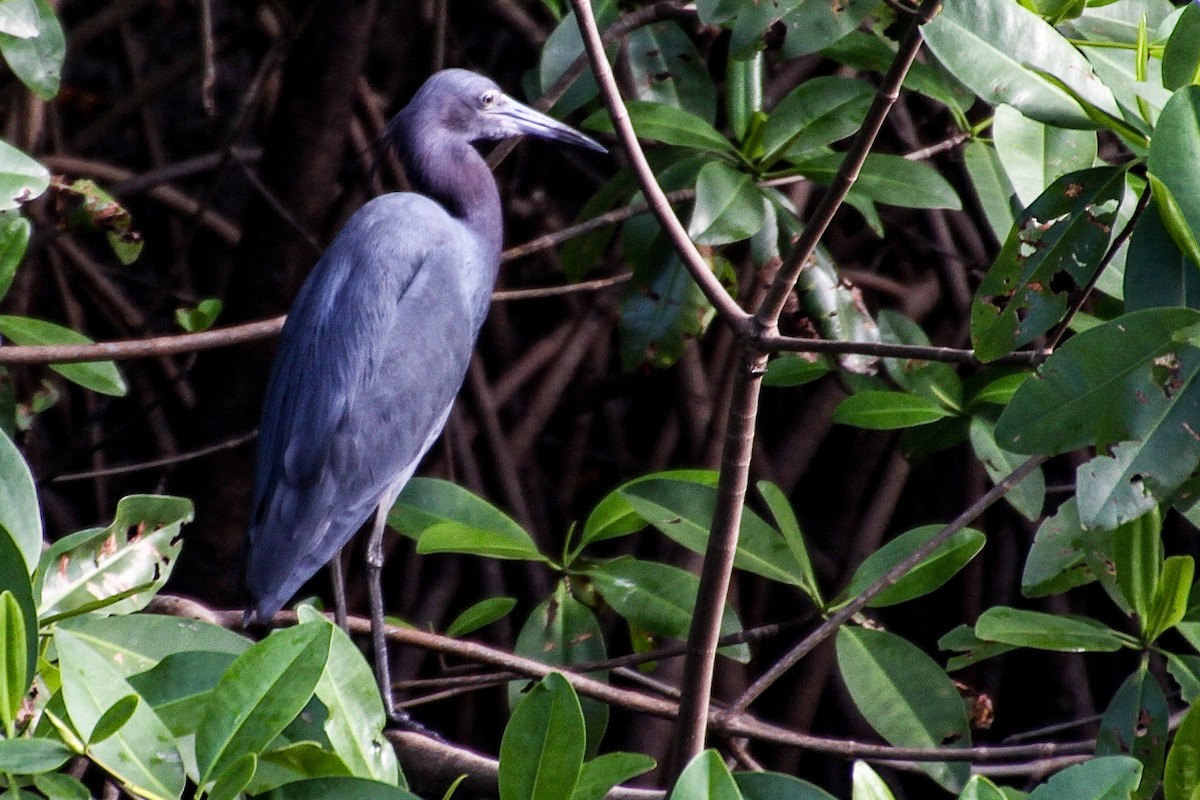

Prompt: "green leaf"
[585,558,749,663]
[796,245,880,374]
[578,470,719,553]
[992,104,1098,208]
[687,161,766,245]
[391,478,545,562]
[791,152,961,210]
[195,621,332,787]
[208,754,258,800]
[585,101,734,155]
[0,590,26,736]
[87,693,138,744]
[1096,665,1168,800]
[445,596,517,637]
[296,607,400,785]
[850,762,895,800]
[759,76,874,163]
[1148,86,1200,269]
[537,3,616,115]
[261,777,421,800]
[1126,195,1200,311]
[57,612,250,677]
[1026,756,1142,800]
[499,673,585,800]
[756,480,822,606]
[0,738,73,773]
[571,752,657,800]
[126,650,238,736]
[974,607,1135,652]
[734,771,837,800]
[776,0,876,58]
[0,428,40,575]
[625,21,715,123]
[1022,498,1119,599]
[836,627,971,791]
[877,310,963,411]
[969,416,1045,521]
[1145,556,1194,643]
[37,494,192,620]
[1165,652,1200,705]
[963,140,1018,245]
[1113,508,1162,633]
[175,298,223,333]
[669,749,741,800]
[33,771,90,800]
[0,314,127,396]
[1162,4,1200,92]
[923,0,1119,128]
[55,628,185,800]
[1164,703,1200,800]
[940,624,1016,672]
[619,253,723,371]
[833,391,954,430]
[0,0,39,38]
[619,478,813,589]
[58,179,143,265]
[956,775,1009,800]
[0,139,48,212]
[0,210,29,302]
[839,525,986,609]
[0,0,63,98]
[967,372,1029,409]
[762,354,830,387]
[510,583,608,757]
[971,167,1126,362]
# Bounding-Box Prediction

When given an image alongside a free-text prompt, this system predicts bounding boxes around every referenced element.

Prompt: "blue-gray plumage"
[243,69,603,713]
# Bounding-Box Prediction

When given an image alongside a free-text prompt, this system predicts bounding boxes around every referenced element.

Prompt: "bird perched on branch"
[243,68,604,715]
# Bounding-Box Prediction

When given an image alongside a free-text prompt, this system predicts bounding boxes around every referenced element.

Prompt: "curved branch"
[567,0,750,330]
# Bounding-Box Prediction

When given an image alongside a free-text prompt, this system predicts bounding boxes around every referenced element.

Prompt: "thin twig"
[50,431,257,483]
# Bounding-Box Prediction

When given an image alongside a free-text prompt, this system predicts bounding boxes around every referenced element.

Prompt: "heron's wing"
[246,193,490,618]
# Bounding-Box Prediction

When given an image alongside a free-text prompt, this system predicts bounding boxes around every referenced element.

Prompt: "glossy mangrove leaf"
[0,522,35,700]
[0,427,39,575]
[619,254,723,371]
[796,246,880,375]
[37,494,191,620]
[1026,756,1141,800]
[756,480,821,606]
[619,477,814,589]
[839,525,985,609]
[585,557,749,662]
[760,76,873,163]
[625,21,715,123]
[510,583,608,758]
[126,650,237,736]
[537,2,616,115]
[1022,498,1119,600]
[0,738,74,773]
[1096,665,1168,800]
[734,771,837,800]
[57,613,250,677]
[836,627,971,791]
[445,596,517,638]
[963,140,1018,245]
[0,210,29,302]
[0,0,62,98]
[971,166,1126,362]
[194,621,332,788]
[668,750,741,800]
[923,0,1119,128]
[261,777,420,800]
[1163,703,1200,800]
[1148,87,1200,268]
[499,673,585,800]
[392,477,544,562]
[296,607,399,785]
[0,314,126,396]
[688,161,766,245]
[776,0,877,58]
[940,624,1016,672]
[1112,508,1162,633]
[1126,196,1200,311]
[1144,556,1194,643]
[833,391,955,430]
[850,762,895,800]
[792,152,961,210]
[1162,4,1200,91]
[55,629,184,800]
[572,752,657,800]
[578,469,718,552]
[584,100,734,155]
[877,310,963,411]
[991,104,1098,207]
[762,354,830,387]
[0,590,26,736]
[968,416,1046,521]
[974,607,1135,652]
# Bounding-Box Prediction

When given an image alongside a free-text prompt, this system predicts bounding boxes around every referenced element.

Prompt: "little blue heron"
[244,69,604,716]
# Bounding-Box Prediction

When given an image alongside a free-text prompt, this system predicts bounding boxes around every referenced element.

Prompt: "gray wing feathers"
[246,194,487,619]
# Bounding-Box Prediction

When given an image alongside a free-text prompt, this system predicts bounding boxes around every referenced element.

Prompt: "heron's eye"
[480,90,498,109]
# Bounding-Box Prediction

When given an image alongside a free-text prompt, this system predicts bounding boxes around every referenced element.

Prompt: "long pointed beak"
[496,96,607,153]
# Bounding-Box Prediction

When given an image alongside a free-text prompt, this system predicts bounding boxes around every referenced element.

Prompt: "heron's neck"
[405,138,502,256]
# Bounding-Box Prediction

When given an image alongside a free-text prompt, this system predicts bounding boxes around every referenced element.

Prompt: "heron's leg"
[330,547,348,632]
[366,501,406,724]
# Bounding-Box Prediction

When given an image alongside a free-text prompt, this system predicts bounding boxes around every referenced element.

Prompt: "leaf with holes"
[625,20,715,123]
[1096,665,1168,800]
[971,167,1126,362]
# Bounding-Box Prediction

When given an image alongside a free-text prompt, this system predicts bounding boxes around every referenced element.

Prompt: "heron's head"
[396,69,606,154]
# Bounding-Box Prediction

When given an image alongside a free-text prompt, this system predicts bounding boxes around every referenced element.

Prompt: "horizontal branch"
[760,333,1048,366]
